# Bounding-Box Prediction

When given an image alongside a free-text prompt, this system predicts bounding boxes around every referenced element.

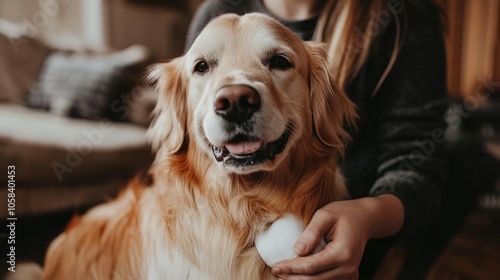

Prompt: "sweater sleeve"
[369,9,448,240]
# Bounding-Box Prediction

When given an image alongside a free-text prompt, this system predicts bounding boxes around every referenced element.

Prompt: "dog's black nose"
[214,85,261,122]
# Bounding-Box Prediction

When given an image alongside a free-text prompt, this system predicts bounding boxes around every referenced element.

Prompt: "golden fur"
[41,13,356,280]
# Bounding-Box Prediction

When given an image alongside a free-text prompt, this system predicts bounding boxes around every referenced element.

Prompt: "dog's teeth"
[212,146,225,162]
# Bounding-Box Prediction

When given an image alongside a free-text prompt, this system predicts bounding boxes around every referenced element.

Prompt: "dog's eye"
[194,61,209,73]
[269,55,292,70]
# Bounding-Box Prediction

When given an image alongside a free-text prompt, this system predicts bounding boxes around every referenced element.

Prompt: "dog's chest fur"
[143,171,279,280]
[42,176,276,280]
[140,145,342,279]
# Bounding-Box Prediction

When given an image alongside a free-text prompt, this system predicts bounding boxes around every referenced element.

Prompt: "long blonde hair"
[314,0,405,95]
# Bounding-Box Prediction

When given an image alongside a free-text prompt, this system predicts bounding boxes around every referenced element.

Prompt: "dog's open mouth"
[211,125,292,167]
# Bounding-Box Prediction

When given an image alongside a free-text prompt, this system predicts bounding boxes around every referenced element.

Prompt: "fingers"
[273,259,358,280]
[272,227,361,279]
[273,247,334,276]
[272,252,359,280]
[294,209,336,256]
[277,271,359,280]
[276,269,359,280]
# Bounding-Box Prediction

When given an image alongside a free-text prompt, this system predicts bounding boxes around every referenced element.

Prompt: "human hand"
[271,195,404,280]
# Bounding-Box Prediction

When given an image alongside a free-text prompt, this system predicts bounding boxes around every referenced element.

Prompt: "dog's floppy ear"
[306,41,357,155]
[147,57,187,156]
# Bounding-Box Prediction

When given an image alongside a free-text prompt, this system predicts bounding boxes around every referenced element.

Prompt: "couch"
[0,1,193,217]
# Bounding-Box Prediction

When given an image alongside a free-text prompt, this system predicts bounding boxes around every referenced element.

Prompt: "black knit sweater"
[185,0,448,241]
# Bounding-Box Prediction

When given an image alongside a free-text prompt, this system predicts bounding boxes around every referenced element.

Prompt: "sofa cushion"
[0,177,132,217]
[0,20,52,103]
[0,105,153,185]
[24,45,150,120]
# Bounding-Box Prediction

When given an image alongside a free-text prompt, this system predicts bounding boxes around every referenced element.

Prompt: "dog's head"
[149,13,356,175]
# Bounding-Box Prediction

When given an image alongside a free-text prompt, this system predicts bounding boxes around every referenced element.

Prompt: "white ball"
[255,214,326,267]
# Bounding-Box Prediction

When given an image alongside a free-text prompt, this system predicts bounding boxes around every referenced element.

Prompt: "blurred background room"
[0,0,499,279]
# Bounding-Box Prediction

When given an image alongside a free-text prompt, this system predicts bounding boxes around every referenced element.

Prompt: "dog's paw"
[255,214,326,267]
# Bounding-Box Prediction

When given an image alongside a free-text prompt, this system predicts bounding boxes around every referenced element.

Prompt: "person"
[185,0,448,279]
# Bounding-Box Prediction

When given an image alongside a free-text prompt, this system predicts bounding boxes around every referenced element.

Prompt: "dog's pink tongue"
[225,141,262,156]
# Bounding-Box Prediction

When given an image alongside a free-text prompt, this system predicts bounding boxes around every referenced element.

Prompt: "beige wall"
[0,0,85,49]
[104,0,190,59]
[0,0,195,58]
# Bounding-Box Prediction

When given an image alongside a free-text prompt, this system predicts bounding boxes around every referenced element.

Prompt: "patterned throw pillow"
[25,46,149,120]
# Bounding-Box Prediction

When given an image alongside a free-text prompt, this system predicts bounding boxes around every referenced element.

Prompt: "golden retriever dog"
[38,13,356,280]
